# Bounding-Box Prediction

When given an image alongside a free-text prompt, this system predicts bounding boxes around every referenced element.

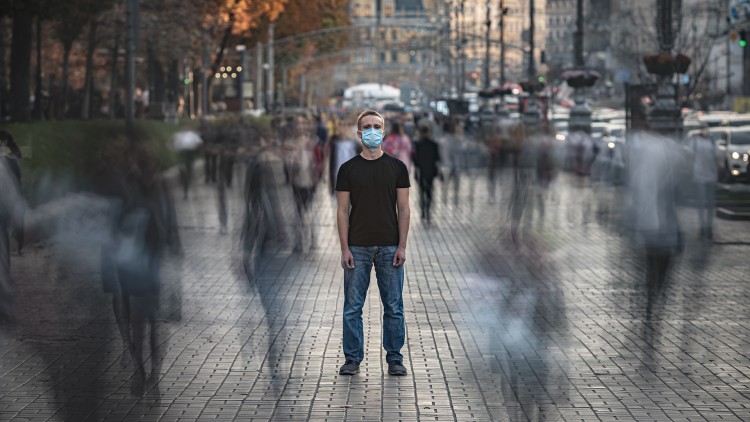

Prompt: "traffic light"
[740,30,748,48]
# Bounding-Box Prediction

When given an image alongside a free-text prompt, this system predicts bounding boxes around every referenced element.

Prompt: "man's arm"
[393,187,410,267]
[336,191,354,269]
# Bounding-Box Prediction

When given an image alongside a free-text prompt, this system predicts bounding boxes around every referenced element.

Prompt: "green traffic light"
[184,78,191,85]
[537,76,545,83]
[740,40,747,48]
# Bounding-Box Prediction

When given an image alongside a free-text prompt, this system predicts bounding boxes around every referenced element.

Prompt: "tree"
[204,0,289,90]
[50,6,87,118]
[672,2,724,103]
[80,0,118,119]
[4,1,35,121]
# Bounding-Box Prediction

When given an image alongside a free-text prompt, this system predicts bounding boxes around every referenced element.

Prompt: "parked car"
[726,114,750,127]
[688,126,750,182]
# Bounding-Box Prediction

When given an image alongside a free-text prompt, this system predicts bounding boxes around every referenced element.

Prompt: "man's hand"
[341,249,355,269]
[393,246,406,267]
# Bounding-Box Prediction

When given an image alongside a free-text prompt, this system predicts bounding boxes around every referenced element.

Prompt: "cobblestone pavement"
[1,162,749,421]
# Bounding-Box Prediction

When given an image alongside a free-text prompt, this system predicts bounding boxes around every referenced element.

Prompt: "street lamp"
[647,0,682,135]
[567,0,593,134]
[236,44,247,115]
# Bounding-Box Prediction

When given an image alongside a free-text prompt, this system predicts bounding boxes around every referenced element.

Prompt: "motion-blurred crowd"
[0,106,722,400]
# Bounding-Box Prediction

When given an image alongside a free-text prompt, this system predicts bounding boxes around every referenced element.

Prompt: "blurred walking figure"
[242,137,283,282]
[535,130,556,188]
[328,123,360,196]
[0,131,25,323]
[687,129,720,239]
[383,121,412,168]
[0,131,23,256]
[98,141,181,396]
[201,123,219,184]
[439,120,465,207]
[336,110,410,376]
[626,131,682,321]
[412,120,441,224]
[172,125,203,199]
[509,128,538,241]
[285,122,318,252]
[571,131,597,175]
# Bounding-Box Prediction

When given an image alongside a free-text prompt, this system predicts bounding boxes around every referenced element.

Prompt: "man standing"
[335,110,411,376]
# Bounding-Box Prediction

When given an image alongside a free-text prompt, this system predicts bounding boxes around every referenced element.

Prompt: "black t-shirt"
[335,153,410,246]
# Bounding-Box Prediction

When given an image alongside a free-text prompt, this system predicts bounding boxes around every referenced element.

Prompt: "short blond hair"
[356,109,384,131]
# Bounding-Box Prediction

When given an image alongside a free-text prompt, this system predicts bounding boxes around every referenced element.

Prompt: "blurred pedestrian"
[336,110,410,376]
[285,122,318,252]
[201,123,219,184]
[534,129,556,188]
[0,131,23,255]
[688,129,720,239]
[172,124,203,199]
[627,131,682,321]
[98,141,181,396]
[440,120,464,207]
[412,119,442,224]
[329,123,360,196]
[316,114,328,144]
[0,131,26,323]
[383,121,412,169]
[242,137,283,282]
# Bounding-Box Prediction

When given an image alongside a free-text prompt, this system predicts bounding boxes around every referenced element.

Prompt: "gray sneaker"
[339,360,360,375]
[388,361,407,376]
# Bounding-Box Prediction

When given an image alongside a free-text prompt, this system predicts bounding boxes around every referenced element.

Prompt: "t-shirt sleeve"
[336,162,350,191]
[396,160,410,188]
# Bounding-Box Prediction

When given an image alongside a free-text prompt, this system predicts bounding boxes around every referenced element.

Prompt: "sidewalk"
[1,164,749,421]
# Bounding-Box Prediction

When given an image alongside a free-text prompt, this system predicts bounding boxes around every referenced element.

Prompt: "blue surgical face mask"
[360,128,383,149]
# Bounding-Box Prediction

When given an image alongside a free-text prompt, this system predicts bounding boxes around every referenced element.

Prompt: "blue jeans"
[343,245,405,363]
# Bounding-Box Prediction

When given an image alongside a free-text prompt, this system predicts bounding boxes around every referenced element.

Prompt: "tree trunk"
[109,33,120,118]
[10,8,33,122]
[33,16,44,120]
[147,45,166,104]
[168,59,179,104]
[207,0,240,91]
[82,21,98,119]
[60,42,72,119]
[0,18,7,120]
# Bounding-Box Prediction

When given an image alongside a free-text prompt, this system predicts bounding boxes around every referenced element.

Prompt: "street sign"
[729,0,750,25]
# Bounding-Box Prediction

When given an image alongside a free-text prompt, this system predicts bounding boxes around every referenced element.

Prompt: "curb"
[716,207,750,221]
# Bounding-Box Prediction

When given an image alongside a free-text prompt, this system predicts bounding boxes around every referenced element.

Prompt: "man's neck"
[360,147,383,160]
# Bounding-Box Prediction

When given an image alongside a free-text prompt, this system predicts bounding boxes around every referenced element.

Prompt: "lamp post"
[568,0,592,134]
[483,0,491,90]
[266,23,275,113]
[523,0,541,126]
[648,0,682,135]
[125,0,137,135]
[457,1,465,99]
[255,41,263,112]
[499,0,507,86]
[236,44,247,116]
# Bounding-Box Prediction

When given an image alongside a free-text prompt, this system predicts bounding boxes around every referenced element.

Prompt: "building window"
[391,51,398,62]
[380,52,386,63]
[392,29,398,40]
